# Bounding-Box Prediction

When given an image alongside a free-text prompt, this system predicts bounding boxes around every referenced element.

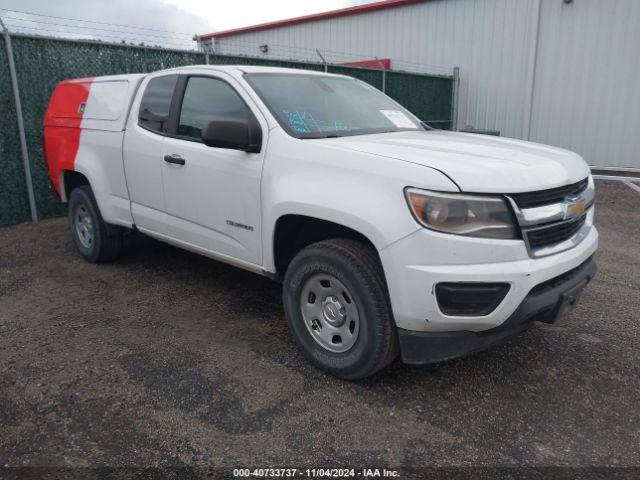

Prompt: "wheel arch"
[271,213,381,279]
[59,169,90,203]
[60,155,134,228]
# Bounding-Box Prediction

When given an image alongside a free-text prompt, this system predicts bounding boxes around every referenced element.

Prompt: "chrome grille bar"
[506,176,594,257]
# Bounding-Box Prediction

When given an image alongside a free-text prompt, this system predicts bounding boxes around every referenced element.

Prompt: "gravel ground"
[0,180,638,477]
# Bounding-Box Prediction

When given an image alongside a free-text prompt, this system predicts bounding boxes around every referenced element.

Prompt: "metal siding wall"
[529,0,640,168]
[215,0,640,168]
[215,0,537,140]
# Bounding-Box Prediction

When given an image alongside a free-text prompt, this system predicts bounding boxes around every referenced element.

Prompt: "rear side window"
[177,77,250,139]
[138,75,178,133]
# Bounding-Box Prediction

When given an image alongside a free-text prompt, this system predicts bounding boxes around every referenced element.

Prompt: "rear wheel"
[282,238,398,380]
[68,186,123,263]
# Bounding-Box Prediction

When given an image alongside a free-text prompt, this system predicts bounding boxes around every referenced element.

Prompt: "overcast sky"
[0,0,380,49]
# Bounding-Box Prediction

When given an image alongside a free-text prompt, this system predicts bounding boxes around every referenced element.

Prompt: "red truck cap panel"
[44,79,93,128]
[43,78,94,195]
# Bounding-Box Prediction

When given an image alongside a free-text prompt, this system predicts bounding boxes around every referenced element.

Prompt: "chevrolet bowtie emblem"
[565,198,586,218]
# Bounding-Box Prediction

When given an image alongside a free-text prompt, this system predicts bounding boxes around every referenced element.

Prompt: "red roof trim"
[196,0,425,40]
[340,58,391,70]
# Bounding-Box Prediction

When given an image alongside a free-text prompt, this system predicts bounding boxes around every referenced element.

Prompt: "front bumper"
[398,256,597,364]
[379,210,598,332]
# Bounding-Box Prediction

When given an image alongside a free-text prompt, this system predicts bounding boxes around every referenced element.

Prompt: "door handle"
[164,154,186,166]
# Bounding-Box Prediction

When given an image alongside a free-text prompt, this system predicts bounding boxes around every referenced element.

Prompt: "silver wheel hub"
[74,204,94,249]
[300,274,360,353]
[322,296,346,327]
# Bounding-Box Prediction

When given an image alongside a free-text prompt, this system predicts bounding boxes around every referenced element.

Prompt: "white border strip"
[592,174,640,195]
[623,181,640,194]
[593,175,640,182]
[591,166,640,173]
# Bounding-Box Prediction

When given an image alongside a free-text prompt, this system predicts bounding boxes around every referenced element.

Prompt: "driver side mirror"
[201,116,262,153]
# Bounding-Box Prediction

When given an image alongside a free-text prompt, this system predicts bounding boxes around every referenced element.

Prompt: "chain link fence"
[0,35,31,226]
[0,33,455,227]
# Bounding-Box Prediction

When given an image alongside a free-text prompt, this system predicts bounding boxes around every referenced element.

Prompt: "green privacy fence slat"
[385,70,453,128]
[0,35,453,227]
[0,35,31,226]
[327,65,383,91]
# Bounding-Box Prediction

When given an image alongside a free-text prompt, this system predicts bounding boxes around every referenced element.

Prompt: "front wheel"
[282,239,398,380]
[68,185,123,263]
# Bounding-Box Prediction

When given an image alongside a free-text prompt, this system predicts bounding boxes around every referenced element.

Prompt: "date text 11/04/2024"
[233,468,400,477]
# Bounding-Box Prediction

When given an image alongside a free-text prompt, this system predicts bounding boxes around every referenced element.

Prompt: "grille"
[511,178,588,209]
[525,215,586,250]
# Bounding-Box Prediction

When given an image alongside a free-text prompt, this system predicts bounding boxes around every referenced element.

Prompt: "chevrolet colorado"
[43,66,598,379]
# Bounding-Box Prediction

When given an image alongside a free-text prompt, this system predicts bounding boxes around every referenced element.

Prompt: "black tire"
[282,238,398,380]
[68,185,123,263]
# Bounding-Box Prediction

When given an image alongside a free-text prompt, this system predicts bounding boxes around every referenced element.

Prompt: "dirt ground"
[0,180,639,477]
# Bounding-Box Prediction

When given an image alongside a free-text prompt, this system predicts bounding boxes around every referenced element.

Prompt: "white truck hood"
[323,130,590,193]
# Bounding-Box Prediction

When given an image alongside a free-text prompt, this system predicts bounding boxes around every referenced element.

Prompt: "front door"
[161,74,265,266]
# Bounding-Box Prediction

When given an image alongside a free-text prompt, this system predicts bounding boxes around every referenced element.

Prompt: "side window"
[177,77,250,140]
[138,75,178,133]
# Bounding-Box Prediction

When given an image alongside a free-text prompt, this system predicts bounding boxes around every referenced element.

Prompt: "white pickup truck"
[44,65,597,379]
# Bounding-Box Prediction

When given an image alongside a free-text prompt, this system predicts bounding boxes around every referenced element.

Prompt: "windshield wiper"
[300,133,343,139]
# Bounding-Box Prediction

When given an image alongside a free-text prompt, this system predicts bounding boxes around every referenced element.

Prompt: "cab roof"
[162,64,345,77]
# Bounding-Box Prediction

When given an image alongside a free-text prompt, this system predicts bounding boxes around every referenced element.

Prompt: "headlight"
[405,188,518,239]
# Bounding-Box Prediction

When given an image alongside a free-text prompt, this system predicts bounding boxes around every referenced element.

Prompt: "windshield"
[244,73,424,139]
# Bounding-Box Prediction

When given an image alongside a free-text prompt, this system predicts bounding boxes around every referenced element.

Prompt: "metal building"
[197,0,640,170]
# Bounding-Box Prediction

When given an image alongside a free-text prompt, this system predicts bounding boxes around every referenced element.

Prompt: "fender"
[261,131,460,273]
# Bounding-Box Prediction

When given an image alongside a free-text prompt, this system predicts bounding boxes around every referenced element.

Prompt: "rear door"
[123,74,178,235]
[160,73,267,266]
